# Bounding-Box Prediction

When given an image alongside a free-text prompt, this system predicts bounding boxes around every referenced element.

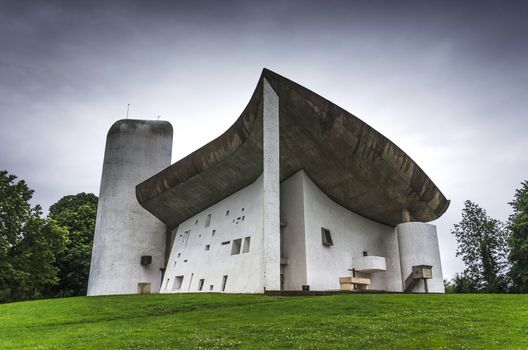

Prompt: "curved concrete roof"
[136,69,449,229]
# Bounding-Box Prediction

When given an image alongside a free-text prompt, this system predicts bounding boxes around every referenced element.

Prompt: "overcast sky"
[1,0,527,278]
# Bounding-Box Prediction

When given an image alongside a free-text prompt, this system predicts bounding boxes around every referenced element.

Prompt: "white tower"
[87,119,173,296]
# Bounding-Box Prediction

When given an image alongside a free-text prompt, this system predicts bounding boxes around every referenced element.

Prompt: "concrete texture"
[136,69,449,229]
[87,119,172,296]
[262,79,281,291]
[397,222,444,293]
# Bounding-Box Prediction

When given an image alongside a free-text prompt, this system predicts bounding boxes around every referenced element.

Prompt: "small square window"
[226,210,230,216]
[241,208,245,212]
[321,228,333,247]
[173,276,184,290]
[209,285,214,291]
[231,239,242,255]
[363,251,368,256]
[242,236,251,253]
[205,244,210,251]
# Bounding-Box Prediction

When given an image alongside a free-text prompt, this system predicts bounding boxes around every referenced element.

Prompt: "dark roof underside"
[136,69,449,229]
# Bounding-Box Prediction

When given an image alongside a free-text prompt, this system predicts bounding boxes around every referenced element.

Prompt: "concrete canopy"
[136,69,449,229]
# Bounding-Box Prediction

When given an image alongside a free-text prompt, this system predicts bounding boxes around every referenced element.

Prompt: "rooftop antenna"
[126,104,130,119]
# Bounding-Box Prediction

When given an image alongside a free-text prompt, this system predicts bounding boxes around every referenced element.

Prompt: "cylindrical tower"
[397,222,444,293]
[87,119,173,296]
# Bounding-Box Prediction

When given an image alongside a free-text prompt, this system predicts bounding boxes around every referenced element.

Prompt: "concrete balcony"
[352,256,387,273]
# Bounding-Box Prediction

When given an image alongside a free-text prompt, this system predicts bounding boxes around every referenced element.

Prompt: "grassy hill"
[1,293,527,349]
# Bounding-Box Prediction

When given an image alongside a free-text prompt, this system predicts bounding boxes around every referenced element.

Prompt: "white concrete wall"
[297,170,404,292]
[87,119,172,296]
[161,175,265,294]
[262,78,281,291]
[280,171,308,290]
[397,222,444,293]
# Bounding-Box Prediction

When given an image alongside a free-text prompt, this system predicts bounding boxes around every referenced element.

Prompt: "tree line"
[445,181,528,293]
[0,170,97,303]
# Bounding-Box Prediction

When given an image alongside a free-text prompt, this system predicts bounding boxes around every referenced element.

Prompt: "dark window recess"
[177,253,181,258]
[231,239,242,255]
[140,255,152,265]
[184,259,188,263]
[198,279,205,291]
[363,251,368,256]
[205,244,210,251]
[221,241,230,245]
[321,228,334,247]
[242,216,245,221]
[205,214,212,227]
[241,208,245,212]
[195,219,199,225]
[221,275,228,291]
[209,285,214,291]
[212,229,216,236]
[242,236,251,253]
[226,210,230,216]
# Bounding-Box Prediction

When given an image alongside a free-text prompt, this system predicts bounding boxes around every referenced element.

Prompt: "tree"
[508,181,528,293]
[451,200,509,292]
[0,170,67,302]
[48,193,98,297]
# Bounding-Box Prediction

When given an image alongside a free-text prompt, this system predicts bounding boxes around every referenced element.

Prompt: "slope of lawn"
[1,293,527,349]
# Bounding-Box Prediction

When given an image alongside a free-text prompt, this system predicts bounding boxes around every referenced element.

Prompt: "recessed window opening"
[212,229,216,236]
[173,261,177,267]
[363,251,368,256]
[242,236,251,253]
[226,210,230,216]
[205,244,210,251]
[205,214,212,227]
[198,279,205,291]
[184,259,188,263]
[221,275,228,291]
[231,239,242,255]
[195,219,199,225]
[177,253,181,258]
[241,208,245,212]
[221,241,230,245]
[165,278,170,289]
[173,275,184,290]
[209,285,214,291]
[242,216,245,221]
[321,228,333,247]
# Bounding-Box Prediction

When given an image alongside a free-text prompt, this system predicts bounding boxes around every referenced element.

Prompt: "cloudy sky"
[1,0,527,278]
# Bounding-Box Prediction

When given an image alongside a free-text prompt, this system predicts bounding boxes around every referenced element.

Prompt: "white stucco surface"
[262,78,281,291]
[161,175,265,293]
[87,120,172,296]
[291,170,404,292]
[397,222,444,293]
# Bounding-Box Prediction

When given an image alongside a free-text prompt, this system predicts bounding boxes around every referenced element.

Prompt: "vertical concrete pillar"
[87,119,173,296]
[262,78,281,291]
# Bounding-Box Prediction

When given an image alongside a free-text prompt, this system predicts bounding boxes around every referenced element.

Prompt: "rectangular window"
[242,236,251,253]
[165,278,170,289]
[221,241,230,245]
[231,239,242,255]
[173,275,184,290]
[205,244,210,251]
[226,210,230,216]
[209,285,214,291]
[321,228,333,247]
[212,229,216,236]
[198,279,205,291]
[221,275,228,291]
[363,250,368,256]
[205,214,212,227]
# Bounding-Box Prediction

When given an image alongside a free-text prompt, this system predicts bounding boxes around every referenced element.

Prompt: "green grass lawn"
[1,293,527,349]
